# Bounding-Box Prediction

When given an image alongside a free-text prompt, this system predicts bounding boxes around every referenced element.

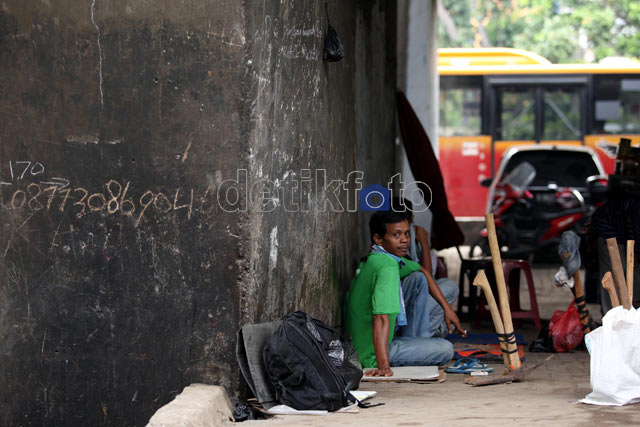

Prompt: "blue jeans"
[389,272,458,366]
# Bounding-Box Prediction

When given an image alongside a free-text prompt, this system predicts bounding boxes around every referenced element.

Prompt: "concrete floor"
[239,352,640,426]
[235,247,640,426]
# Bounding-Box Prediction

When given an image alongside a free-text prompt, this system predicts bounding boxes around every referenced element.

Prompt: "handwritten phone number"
[3,180,216,227]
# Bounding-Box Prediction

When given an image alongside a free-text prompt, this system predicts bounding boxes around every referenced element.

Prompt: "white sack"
[581,306,640,406]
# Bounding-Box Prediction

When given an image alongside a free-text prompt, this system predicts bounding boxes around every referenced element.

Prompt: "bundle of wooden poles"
[468,215,636,386]
[601,238,634,310]
[466,214,553,386]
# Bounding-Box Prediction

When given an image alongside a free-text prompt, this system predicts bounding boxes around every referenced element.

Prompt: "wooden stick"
[627,240,634,307]
[571,271,592,334]
[473,270,511,374]
[602,272,620,308]
[485,213,521,369]
[606,238,631,309]
[464,355,554,387]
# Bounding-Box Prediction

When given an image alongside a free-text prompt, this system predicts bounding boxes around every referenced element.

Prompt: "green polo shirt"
[344,252,421,368]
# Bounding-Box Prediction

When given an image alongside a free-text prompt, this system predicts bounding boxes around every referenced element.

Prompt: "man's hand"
[364,366,393,377]
[444,306,466,338]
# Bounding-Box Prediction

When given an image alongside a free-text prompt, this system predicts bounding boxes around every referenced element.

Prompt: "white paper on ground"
[336,403,359,413]
[263,391,377,415]
[264,405,328,416]
[362,366,439,381]
[350,390,377,401]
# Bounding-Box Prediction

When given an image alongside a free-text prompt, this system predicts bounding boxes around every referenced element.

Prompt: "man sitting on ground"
[345,210,464,377]
[399,198,461,334]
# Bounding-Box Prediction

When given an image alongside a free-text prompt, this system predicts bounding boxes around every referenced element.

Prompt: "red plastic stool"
[475,259,542,331]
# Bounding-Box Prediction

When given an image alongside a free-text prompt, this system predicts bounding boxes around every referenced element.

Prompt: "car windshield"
[501,150,599,188]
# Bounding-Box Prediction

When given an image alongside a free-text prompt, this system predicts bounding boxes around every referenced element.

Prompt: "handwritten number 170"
[5,161,45,180]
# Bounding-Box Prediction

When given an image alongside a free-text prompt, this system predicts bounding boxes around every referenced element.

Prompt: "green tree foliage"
[438,0,640,63]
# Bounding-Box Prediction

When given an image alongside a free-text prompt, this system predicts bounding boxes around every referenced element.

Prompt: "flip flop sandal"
[445,357,494,374]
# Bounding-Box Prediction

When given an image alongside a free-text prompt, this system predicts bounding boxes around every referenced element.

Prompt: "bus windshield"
[437,48,640,218]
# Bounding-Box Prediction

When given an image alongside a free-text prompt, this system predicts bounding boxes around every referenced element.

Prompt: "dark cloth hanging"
[396,91,464,250]
[592,197,640,249]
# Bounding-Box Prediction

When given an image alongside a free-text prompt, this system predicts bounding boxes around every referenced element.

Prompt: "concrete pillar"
[0,1,399,425]
[403,0,439,152]
[396,0,439,231]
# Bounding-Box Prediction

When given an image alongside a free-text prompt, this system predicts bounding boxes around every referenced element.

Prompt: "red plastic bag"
[548,300,583,352]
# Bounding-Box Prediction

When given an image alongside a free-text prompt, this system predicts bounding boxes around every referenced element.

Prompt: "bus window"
[498,87,535,141]
[542,87,582,140]
[439,76,482,136]
[594,76,640,134]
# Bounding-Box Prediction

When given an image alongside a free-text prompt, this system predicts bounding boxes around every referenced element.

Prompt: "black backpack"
[262,311,363,411]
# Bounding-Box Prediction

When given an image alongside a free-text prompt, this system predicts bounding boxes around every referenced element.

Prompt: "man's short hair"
[391,197,414,222]
[369,210,409,243]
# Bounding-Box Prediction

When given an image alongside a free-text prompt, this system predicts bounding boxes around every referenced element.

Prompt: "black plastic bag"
[233,402,264,422]
[323,2,344,62]
[529,322,553,353]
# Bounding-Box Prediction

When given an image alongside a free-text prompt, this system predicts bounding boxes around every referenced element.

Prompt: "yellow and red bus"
[438,48,640,218]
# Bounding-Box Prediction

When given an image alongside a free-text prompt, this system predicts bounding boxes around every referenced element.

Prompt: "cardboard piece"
[362,366,444,383]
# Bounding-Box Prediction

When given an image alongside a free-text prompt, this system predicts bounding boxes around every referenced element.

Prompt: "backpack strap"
[348,392,385,409]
